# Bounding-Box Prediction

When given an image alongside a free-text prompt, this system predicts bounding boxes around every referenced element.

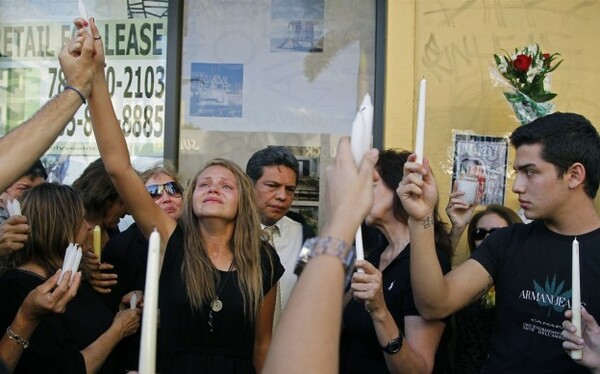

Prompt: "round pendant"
[211,299,223,312]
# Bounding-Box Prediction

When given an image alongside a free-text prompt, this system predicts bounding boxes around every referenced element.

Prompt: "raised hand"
[0,215,30,256]
[397,154,438,221]
[58,18,94,99]
[445,181,477,229]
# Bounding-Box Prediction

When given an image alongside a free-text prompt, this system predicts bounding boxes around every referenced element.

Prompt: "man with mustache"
[246,146,315,328]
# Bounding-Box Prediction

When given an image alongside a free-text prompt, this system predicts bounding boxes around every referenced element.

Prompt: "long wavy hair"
[1,183,85,277]
[179,158,271,319]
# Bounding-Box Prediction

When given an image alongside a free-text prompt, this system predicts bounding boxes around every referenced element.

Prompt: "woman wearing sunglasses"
[99,162,184,371]
[78,18,282,374]
[446,194,522,373]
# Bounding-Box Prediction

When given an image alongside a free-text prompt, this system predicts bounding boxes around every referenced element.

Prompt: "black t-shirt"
[157,225,284,374]
[472,220,600,373]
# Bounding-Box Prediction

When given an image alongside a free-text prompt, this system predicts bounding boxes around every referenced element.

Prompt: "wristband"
[6,326,29,349]
[64,85,87,104]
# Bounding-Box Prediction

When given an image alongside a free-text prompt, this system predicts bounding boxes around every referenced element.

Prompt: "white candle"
[58,243,75,285]
[571,237,582,360]
[93,225,102,262]
[415,78,426,165]
[139,228,160,374]
[349,93,373,263]
[71,246,82,284]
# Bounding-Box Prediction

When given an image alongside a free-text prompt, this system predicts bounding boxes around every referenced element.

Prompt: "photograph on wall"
[189,62,243,118]
[270,0,324,53]
[451,133,509,205]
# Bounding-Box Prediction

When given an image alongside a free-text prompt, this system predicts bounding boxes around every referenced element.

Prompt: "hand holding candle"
[350,93,373,263]
[571,237,582,360]
[139,228,160,374]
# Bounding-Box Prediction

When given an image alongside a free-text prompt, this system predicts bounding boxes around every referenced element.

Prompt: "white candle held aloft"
[350,93,373,263]
[571,237,582,360]
[415,78,426,165]
[350,93,373,166]
[139,228,161,374]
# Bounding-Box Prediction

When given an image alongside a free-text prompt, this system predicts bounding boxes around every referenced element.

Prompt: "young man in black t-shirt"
[399,112,600,373]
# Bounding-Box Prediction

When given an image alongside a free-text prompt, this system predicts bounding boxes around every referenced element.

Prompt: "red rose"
[542,53,550,59]
[513,54,533,72]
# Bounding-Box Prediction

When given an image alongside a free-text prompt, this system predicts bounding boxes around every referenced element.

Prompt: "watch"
[381,334,403,354]
[294,236,355,287]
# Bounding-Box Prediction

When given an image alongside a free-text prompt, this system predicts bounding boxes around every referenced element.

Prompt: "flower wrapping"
[491,44,562,125]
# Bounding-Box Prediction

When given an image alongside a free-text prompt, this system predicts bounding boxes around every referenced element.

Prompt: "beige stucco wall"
[385,0,600,264]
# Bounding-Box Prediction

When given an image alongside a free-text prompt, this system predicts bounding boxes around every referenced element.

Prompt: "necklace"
[208,260,235,332]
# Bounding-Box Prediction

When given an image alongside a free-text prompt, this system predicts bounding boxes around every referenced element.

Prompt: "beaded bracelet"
[64,85,87,105]
[6,326,29,349]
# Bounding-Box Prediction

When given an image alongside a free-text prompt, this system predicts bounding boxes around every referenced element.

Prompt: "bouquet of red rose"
[491,44,562,125]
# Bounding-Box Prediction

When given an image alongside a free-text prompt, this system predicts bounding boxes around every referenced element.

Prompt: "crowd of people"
[0,15,599,374]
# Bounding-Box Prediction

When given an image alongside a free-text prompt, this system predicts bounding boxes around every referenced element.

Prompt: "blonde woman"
[76,18,282,373]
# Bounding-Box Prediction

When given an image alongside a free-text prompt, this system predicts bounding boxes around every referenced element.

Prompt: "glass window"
[178,0,381,230]
[0,0,169,184]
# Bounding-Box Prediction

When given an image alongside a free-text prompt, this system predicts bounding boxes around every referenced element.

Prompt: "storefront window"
[178,0,382,229]
[0,0,169,183]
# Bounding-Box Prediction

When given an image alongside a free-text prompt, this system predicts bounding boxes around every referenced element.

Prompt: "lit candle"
[139,228,160,374]
[350,93,373,263]
[571,237,582,360]
[93,225,102,262]
[415,78,426,165]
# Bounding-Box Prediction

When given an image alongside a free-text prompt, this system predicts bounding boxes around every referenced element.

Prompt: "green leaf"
[547,60,563,73]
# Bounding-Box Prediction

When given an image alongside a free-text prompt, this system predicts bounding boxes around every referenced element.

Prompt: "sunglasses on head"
[471,227,502,241]
[146,182,183,200]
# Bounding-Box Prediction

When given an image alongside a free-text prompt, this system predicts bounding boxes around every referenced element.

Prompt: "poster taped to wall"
[0,4,168,183]
[451,133,509,206]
